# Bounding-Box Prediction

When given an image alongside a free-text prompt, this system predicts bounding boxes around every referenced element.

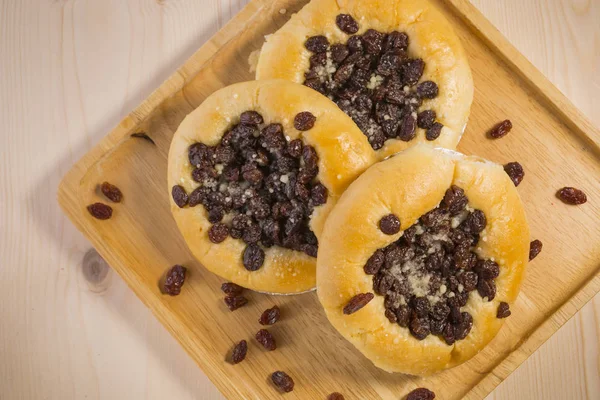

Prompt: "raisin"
[416,81,439,99]
[458,270,478,292]
[221,282,244,296]
[208,223,229,243]
[261,124,286,150]
[328,393,345,400]
[100,182,123,203]
[442,185,468,215]
[557,187,587,205]
[489,119,512,139]
[412,297,430,317]
[335,14,359,34]
[87,203,113,220]
[409,315,431,340]
[425,122,443,141]
[454,312,473,340]
[230,340,247,364]
[497,302,511,318]
[343,293,374,314]
[396,306,410,327]
[224,295,248,311]
[401,58,424,85]
[384,31,409,51]
[330,44,349,64]
[188,186,210,207]
[377,51,403,76]
[443,322,456,345]
[310,183,328,206]
[407,387,436,400]
[305,35,329,53]
[243,244,265,271]
[208,207,224,223]
[476,260,499,280]
[242,223,262,244]
[294,111,316,131]
[362,29,385,55]
[477,279,496,300]
[310,52,327,67]
[379,213,401,235]
[255,329,277,351]
[398,113,417,141]
[171,185,188,208]
[465,210,486,233]
[259,305,281,325]
[417,110,436,129]
[163,265,186,296]
[302,145,319,169]
[188,143,214,167]
[431,301,450,321]
[286,139,303,158]
[347,35,363,52]
[271,371,294,393]
[504,162,524,186]
[364,249,385,275]
[239,110,263,125]
[333,63,354,84]
[529,239,543,261]
[385,308,398,323]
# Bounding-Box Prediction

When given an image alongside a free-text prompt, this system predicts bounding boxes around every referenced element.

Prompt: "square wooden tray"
[58,0,600,398]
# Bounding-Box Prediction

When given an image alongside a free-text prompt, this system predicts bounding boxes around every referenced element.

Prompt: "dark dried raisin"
[230,340,247,364]
[557,187,587,205]
[465,210,486,233]
[417,110,436,129]
[243,244,265,271]
[379,213,401,235]
[87,203,113,220]
[100,182,123,203]
[259,305,281,325]
[240,110,263,125]
[477,279,496,300]
[335,14,359,34]
[442,185,468,214]
[489,119,512,139]
[497,301,511,318]
[224,295,248,311]
[406,387,436,400]
[364,249,385,275]
[255,329,277,351]
[305,35,329,53]
[327,393,345,400]
[504,162,524,186]
[343,293,374,314]
[163,265,186,296]
[208,223,229,243]
[529,239,543,261]
[425,122,442,141]
[221,282,244,296]
[271,371,294,393]
[171,185,188,208]
[416,81,439,99]
[294,111,316,131]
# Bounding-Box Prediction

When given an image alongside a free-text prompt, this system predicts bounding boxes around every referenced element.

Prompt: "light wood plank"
[0,0,597,399]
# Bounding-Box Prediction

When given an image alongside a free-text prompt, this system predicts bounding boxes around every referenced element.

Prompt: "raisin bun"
[317,144,529,374]
[168,80,376,294]
[255,0,473,159]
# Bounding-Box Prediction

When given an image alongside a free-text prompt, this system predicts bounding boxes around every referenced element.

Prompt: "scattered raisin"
[343,293,374,314]
[425,122,443,141]
[87,203,113,220]
[417,110,436,129]
[163,265,186,296]
[557,187,587,205]
[171,185,188,208]
[529,239,543,261]
[208,223,229,243]
[398,114,417,142]
[335,14,359,34]
[239,110,263,125]
[230,340,247,364]
[224,295,248,311]
[504,162,524,186]
[489,119,512,139]
[305,35,329,53]
[243,244,265,271]
[255,329,277,351]
[327,393,345,400]
[416,81,439,99]
[100,182,123,203]
[497,302,511,318]
[259,305,281,325]
[294,111,316,131]
[379,213,401,235]
[221,282,244,296]
[406,387,436,400]
[271,371,294,393]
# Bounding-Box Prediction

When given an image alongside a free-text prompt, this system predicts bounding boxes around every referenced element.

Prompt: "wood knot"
[81,249,112,293]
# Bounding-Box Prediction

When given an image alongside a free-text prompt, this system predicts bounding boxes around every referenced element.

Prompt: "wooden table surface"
[1,0,598,399]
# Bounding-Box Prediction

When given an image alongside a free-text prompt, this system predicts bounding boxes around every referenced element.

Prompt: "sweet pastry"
[317,144,530,374]
[168,80,376,294]
[255,0,473,159]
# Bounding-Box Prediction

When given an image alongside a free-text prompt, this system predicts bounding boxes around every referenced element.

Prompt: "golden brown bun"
[317,144,530,374]
[168,80,377,294]
[256,0,474,159]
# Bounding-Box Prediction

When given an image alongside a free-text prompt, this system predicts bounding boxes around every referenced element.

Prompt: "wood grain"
[1,0,598,399]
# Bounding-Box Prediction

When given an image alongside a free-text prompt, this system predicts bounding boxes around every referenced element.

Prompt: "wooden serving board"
[58,0,600,398]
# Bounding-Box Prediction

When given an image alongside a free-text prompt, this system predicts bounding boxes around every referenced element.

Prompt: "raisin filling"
[172,111,327,271]
[366,186,500,344]
[303,14,443,150]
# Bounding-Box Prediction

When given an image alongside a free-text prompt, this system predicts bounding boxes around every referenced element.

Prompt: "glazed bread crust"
[168,80,377,294]
[256,0,474,159]
[317,144,530,374]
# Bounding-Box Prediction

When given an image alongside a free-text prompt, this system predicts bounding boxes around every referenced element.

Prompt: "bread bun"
[256,0,473,159]
[317,144,529,374]
[168,80,377,294]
